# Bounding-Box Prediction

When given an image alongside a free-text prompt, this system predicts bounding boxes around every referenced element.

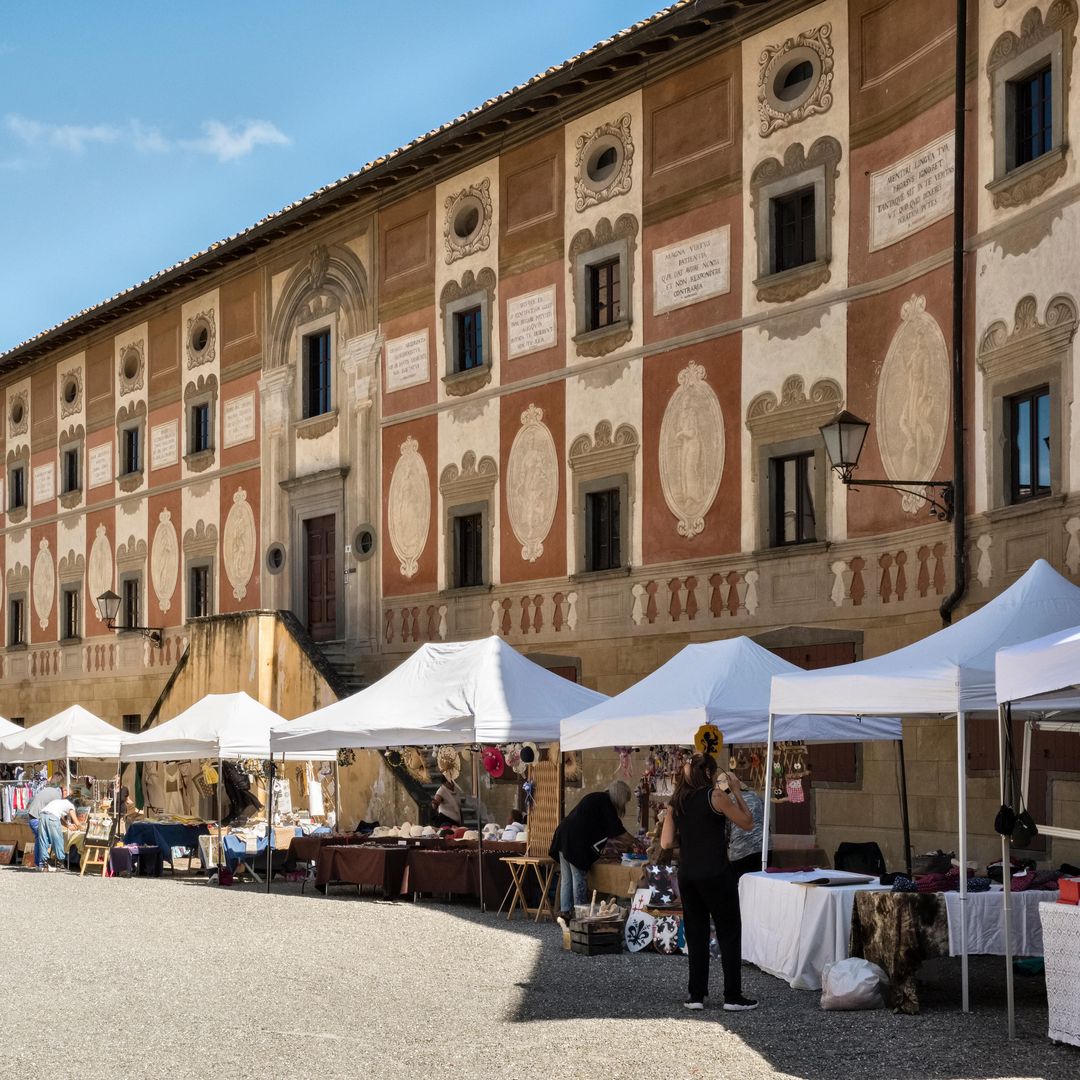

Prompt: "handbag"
[998,705,1039,848]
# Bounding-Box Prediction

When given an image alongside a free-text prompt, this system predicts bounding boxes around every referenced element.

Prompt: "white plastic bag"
[820,958,888,1010]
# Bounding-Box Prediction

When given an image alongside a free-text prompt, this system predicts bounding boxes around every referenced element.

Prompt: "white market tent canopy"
[771,559,1080,718]
[0,705,123,763]
[0,716,19,739]
[995,624,1080,1038]
[120,692,334,762]
[996,623,1080,711]
[269,636,607,754]
[768,558,1080,1013]
[560,636,901,750]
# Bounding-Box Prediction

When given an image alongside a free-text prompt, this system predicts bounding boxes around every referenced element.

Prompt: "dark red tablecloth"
[315,845,409,894]
[400,848,517,902]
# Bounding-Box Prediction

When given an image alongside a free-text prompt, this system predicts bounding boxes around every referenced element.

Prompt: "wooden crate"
[569,918,625,956]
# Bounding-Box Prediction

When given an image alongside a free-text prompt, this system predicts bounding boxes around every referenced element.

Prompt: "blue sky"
[0,2,663,353]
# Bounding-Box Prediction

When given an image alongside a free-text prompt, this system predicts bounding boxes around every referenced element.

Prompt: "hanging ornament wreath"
[614,746,634,780]
[337,748,356,768]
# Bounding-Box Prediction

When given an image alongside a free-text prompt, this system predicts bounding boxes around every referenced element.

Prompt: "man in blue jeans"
[24,783,63,869]
[549,780,635,918]
[37,792,82,871]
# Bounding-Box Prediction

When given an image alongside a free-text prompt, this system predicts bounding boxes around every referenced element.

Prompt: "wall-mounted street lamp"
[819,410,955,522]
[95,589,163,647]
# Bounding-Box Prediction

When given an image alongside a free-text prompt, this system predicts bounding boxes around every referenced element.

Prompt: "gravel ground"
[1,867,1075,1080]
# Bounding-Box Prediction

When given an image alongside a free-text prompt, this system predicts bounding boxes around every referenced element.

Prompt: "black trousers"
[730,851,770,880]
[678,867,742,1002]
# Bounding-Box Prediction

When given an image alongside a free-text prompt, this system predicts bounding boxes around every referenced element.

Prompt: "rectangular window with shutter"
[585,488,621,572]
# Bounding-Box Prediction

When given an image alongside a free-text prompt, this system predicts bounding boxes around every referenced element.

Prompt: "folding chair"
[500,758,559,922]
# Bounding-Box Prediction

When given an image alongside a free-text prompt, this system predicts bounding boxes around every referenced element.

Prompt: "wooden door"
[305,515,336,641]
[768,641,858,835]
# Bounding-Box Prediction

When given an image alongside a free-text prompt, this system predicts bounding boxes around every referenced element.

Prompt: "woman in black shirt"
[660,753,758,1012]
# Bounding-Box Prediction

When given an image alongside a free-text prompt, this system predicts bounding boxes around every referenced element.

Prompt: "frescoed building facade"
[2,0,1079,862]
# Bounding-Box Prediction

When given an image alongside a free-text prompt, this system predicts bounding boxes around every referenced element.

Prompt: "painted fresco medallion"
[658,361,724,538]
[88,525,112,622]
[32,539,54,630]
[388,436,430,579]
[151,509,179,613]
[223,487,256,600]
[875,295,950,514]
[506,405,558,562]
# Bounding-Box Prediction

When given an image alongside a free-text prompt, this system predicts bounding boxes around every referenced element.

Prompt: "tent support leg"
[265,755,275,895]
[473,750,485,914]
[957,711,969,1012]
[761,713,775,872]
[897,737,912,877]
[998,704,1015,1038]
[216,757,223,888]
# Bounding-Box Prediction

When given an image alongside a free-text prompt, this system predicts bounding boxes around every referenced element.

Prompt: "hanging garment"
[306,763,325,818]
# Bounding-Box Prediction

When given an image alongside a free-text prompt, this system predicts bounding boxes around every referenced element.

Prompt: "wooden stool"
[500,855,558,922]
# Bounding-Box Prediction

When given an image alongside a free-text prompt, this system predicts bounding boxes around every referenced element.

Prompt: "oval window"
[63,378,78,405]
[122,350,139,381]
[191,325,210,353]
[587,144,620,184]
[453,204,480,240]
[266,543,286,574]
[776,59,815,103]
[10,400,24,427]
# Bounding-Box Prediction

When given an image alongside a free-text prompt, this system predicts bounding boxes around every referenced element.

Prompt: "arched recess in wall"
[266,242,372,370]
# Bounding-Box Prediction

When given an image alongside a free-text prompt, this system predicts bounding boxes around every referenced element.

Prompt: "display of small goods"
[84,813,113,844]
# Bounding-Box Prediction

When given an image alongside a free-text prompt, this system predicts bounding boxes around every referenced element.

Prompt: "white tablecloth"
[943,888,1057,956]
[1040,902,1080,1047]
[739,871,886,990]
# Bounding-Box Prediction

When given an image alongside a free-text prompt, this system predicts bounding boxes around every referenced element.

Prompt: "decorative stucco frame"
[757,23,834,137]
[978,294,1077,510]
[440,267,496,396]
[184,374,218,473]
[568,214,638,358]
[439,452,498,592]
[987,1,1077,209]
[750,137,841,304]
[574,113,634,211]
[568,421,639,576]
[444,179,493,264]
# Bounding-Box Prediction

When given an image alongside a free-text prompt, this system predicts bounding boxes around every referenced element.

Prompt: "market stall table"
[315,844,409,896]
[1040,902,1080,1047]
[401,846,518,901]
[123,821,210,870]
[851,888,1057,1013]
[740,870,885,990]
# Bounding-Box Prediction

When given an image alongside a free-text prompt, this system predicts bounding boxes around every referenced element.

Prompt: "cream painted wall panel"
[740,1,850,317]
[436,398,501,590]
[740,305,848,551]
[562,90,644,366]
[435,159,501,403]
[563,357,643,572]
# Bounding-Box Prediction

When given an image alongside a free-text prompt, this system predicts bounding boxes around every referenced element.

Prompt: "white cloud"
[181,119,291,163]
[4,114,289,162]
[6,114,121,154]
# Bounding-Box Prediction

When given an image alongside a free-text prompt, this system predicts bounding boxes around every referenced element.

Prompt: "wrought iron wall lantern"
[820,410,954,522]
[95,589,163,647]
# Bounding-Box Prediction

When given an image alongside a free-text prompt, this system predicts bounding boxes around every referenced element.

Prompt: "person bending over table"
[550,780,635,919]
[25,782,64,869]
[38,792,85,872]
[431,777,463,826]
[660,754,758,1013]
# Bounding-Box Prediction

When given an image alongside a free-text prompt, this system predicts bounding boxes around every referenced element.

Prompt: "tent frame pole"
[216,755,223,887]
[265,754,275,895]
[473,749,485,913]
[998,703,1015,1038]
[896,736,913,877]
[761,712,776,871]
[957,710,969,1012]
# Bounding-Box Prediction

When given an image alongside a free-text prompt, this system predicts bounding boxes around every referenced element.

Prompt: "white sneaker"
[683,1000,705,1011]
